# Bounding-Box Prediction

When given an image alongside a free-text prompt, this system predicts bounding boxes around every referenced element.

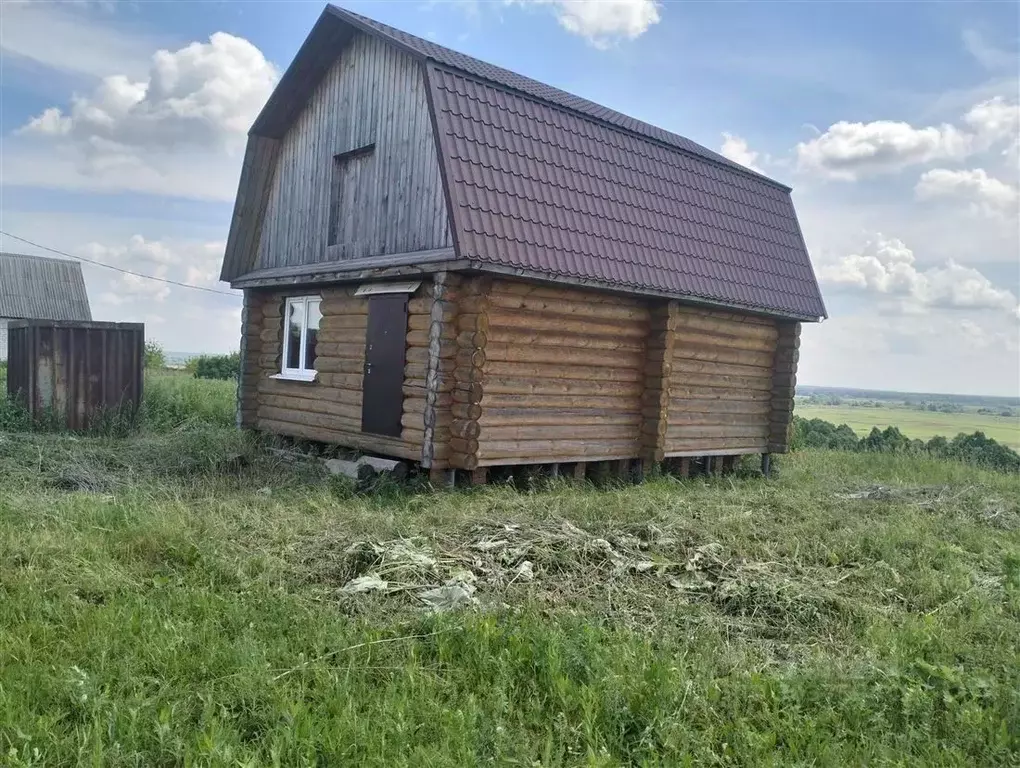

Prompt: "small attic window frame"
[328,143,376,248]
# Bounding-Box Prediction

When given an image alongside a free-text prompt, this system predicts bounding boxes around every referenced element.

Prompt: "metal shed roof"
[0,252,93,321]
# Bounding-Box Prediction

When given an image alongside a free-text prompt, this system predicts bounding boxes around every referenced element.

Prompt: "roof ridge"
[325,5,791,193]
[0,251,82,265]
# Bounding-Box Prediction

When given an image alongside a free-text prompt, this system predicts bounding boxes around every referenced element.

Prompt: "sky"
[1,0,1018,396]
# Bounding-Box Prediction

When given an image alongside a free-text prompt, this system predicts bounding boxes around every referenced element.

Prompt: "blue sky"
[1,0,1018,395]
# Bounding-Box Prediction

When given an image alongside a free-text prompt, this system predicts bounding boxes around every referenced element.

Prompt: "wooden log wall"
[663,306,780,456]
[251,285,429,461]
[421,273,460,469]
[475,279,649,465]
[640,301,677,464]
[237,289,265,429]
[768,322,801,453]
[448,276,489,470]
[242,275,802,469]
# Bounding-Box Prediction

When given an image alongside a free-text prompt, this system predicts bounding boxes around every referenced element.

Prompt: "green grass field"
[1,418,1019,764]
[1,373,1018,764]
[795,403,1020,450]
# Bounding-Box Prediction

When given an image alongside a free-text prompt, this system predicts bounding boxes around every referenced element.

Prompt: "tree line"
[791,417,1020,473]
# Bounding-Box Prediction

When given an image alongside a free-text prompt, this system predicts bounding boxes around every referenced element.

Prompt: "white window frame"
[272,295,321,382]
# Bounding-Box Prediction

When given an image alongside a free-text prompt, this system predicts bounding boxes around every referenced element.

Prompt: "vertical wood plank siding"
[474,279,649,465]
[663,306,780,456]
[251,286,430,460]
[6,321,143,431]
[256,34,452,271]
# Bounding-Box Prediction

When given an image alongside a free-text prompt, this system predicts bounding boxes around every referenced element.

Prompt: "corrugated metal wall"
[6,321,144,430]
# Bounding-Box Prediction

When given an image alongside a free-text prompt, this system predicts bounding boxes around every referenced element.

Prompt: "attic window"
[328,143,376,248]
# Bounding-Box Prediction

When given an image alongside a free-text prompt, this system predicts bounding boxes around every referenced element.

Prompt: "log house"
[222,6,827,481]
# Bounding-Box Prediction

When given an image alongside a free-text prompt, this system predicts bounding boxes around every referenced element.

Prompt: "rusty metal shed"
[6,320,144,431]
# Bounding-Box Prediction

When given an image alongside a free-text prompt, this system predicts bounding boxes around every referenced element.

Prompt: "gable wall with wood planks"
[244,285,434,461]
[255,32,452,272]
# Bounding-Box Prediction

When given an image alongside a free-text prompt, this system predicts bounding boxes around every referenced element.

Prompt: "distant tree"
[193,352,241,381]
[790,417,858,451]
[791,417,1019,473]
[860,426,904,452]
[945,431,1020,473]
[144,341,167,370]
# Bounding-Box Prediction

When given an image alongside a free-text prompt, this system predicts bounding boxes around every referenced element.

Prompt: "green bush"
[790,417,860,451]
[792,416,1020,473]
[192,352,240,381]
[144,340,167,370]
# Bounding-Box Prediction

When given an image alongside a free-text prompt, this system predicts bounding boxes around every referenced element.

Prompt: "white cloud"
[963,96,1020,159]
[720,133,764,173]
[799,310,1019,396]
[796,97,1019,180]
[11,32,278,200]
[508,0,661,48]
[915,168,1018,215]
[80,235,227,304]
[19,33,277,153]
[796,120,971,180]
[962,29,1018,72]
[817,235,1019,316]
[0,1,164,81]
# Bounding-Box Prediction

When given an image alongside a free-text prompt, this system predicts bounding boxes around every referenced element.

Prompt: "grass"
[142,370,236,431]
[0,366,237,434]
[1,423,1018,765]
[795,403,1020,450]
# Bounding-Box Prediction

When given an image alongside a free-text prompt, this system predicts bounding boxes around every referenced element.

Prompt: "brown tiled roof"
[241,6,827,319]
[329,6,825,320]
[329,6,767,183]
[429,66,825,318]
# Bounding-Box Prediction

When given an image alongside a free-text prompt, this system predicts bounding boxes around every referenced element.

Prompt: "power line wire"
[0,230,238,297]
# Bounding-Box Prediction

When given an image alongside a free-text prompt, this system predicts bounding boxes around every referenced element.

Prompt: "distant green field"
[795,404,1020,449]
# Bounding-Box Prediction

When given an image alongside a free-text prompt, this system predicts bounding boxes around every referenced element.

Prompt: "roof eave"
[229,248,463,289]
[463,261,824,323]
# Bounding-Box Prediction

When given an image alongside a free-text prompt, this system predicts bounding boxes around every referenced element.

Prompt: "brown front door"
[361,294,408,437]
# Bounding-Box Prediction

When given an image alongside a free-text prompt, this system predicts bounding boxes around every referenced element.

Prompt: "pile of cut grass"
[0,429,1017,765]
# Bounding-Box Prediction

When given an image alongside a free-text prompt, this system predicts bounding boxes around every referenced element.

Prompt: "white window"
[274,296,321,382]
